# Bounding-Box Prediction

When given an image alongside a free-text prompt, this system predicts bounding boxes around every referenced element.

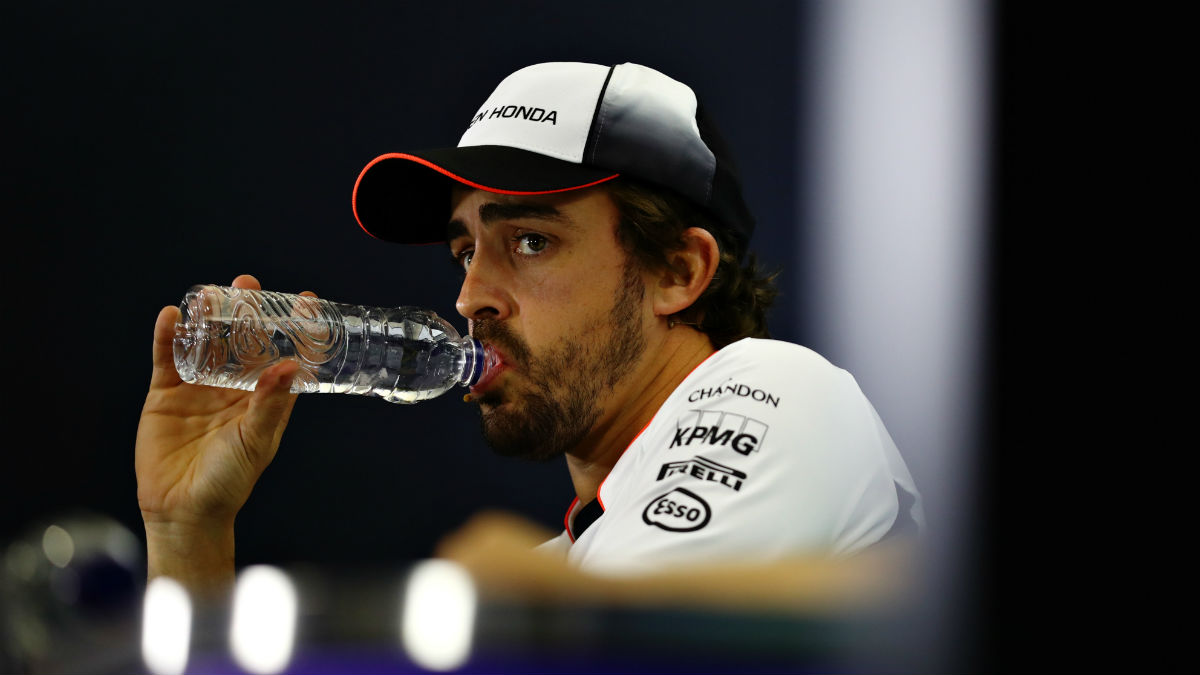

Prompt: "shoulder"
[710,337,840,370]
[661,338,921,549]
[666,338,885,459]
[676,338,864,412]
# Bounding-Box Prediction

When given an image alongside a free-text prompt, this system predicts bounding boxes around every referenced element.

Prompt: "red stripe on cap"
[352,153,411,240]
[352,152,620,240]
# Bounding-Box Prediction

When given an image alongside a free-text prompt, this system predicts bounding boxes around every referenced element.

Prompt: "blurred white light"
[141,576,192,675]
[41,525,74,568]
[230,565,298,675]
[401,560,477,671]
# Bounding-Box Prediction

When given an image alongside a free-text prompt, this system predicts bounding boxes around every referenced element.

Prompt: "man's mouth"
[470,343,507,395]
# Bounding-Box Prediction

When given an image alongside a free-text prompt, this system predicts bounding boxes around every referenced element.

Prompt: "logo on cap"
[468,104,559,128]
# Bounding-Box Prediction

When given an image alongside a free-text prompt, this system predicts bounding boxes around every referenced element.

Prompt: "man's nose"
[455,250,513,323]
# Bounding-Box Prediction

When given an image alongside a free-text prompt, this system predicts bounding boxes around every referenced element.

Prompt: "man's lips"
[470,343,507,394]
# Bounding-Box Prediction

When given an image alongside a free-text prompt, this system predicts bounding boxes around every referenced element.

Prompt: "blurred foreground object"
[0,512,925,673]
[184,561,923,674]
[437,510,923,614]
[0,511,145,674]
[6,553,926,673]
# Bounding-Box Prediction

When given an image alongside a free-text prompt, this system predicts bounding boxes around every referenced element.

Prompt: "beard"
[470,261,646,462]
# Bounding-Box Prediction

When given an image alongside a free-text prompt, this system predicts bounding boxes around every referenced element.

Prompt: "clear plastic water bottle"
[172,284,487,404]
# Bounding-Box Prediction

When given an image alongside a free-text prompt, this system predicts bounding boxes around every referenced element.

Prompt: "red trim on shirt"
[563,496,581,543]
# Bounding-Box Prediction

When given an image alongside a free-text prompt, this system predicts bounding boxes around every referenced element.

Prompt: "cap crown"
[458,62,610,163]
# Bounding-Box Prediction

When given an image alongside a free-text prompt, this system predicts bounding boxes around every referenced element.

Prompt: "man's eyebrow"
[479,201,570,225]
[445,200,574,243]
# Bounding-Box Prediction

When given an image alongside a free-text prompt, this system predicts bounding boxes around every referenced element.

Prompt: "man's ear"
[652,227,720,318]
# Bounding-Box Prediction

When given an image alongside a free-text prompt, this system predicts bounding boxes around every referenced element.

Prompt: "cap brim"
[352,146,620,244]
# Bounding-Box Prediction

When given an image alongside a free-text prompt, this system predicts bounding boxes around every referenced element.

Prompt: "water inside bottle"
[173,286,475,403]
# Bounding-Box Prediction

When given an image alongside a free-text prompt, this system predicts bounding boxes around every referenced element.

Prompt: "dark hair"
[605,177,779,349]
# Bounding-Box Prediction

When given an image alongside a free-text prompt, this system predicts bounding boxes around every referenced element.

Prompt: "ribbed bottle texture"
[173,285,484,404]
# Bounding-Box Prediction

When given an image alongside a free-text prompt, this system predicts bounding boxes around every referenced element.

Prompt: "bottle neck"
[459,338,485,387]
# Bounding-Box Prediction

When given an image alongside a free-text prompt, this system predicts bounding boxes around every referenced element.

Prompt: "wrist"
[143,517,237,604]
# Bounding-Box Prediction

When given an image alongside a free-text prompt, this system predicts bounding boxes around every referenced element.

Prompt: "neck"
[564,328,716,504]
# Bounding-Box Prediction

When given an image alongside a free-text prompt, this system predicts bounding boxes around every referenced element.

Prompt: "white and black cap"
[352,62,754,248]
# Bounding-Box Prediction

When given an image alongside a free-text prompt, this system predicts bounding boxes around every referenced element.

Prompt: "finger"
[231,274,262,290]
[299,290,317,298]
[239,360,300,470]
[270,383,303,447]
[149,305,183,389]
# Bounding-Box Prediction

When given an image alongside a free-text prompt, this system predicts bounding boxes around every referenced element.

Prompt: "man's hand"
[135,274,309,598]
[434,511,589,604]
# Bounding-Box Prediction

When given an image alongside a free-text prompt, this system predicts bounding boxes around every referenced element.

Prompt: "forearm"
[440,512,917,614]
[592,545,913,614]
[144,517,237,604]
[474,543,915,615]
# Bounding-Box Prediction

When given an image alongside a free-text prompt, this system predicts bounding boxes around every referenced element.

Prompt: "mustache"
[470,319,531,367]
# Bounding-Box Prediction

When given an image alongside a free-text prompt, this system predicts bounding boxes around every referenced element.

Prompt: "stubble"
[471,261,646,462]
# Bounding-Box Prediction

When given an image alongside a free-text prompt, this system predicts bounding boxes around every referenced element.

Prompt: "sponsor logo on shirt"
[671,410,768,456]
[687,380,779,407]
[657,455,746,492]
[643,488,711,532]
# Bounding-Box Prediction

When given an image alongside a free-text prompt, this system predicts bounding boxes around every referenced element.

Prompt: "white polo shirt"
[539,338,923,576]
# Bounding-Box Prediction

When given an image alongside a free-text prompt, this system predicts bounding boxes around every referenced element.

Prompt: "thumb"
[239,360,301,471]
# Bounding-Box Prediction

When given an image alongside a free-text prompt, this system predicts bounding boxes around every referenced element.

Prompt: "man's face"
[446,186,650,461]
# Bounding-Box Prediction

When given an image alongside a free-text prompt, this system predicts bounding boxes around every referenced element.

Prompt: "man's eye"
[515,234,548,255]
[455,250,474,271]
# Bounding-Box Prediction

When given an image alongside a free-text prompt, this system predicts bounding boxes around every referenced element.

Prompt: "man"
[136,62,923,607]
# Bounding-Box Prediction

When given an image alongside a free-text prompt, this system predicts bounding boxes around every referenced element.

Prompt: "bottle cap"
[463,338,485,387]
